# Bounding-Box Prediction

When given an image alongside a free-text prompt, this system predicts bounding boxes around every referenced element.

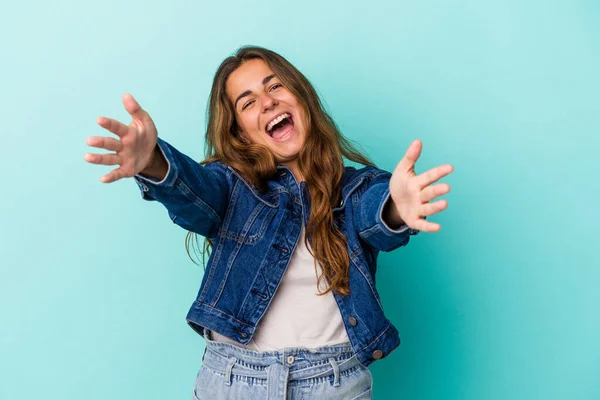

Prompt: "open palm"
[84,93,158,183]
[389,140,454,232]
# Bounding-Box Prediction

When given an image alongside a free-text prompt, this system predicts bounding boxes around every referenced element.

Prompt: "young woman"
[84,46,453,399]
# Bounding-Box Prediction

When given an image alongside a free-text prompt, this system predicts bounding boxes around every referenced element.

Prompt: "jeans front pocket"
[192,363,268,400]
[192,365,221,400]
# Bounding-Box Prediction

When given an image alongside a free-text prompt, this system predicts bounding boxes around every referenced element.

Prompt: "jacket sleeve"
[354,170,420,252]
[133,137,230,239]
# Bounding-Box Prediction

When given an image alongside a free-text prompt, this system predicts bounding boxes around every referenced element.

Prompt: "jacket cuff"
[358,184,421,252]
[378,190,421,237]
[133,138,178,199]
[378,190,410,234]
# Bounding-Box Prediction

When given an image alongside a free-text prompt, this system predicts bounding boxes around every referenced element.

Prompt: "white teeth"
[267,113,291,132]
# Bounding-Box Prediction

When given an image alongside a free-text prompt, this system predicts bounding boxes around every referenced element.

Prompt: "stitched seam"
[358,223,381,238]
[198,302,254,327]
[333,176,367,211]
[349,387,372,400]
[226,166,279,208]
[238,268,269,321]
[349,246,362,261]
[213,231,249,305]
[351,257,384,311]
[355,321,392,358]
[219,202,264,241]
[295,364,363,384]
[175,179,222,226]
[219,231,260,243]
[199,180,239,301]
[218,205,277,244]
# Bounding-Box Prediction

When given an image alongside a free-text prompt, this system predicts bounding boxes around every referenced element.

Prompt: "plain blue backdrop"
[1,0,598,399]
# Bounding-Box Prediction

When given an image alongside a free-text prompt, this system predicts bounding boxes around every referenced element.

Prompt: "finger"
[412,218,441,232]
[420,183,451,203]
[122,93,147,121]
[96,116,129,138]
[415,164,454,189]
[100,167,128,184]
[84,152,122,166]
[396,139,422,173]
[86,136,124,152]
[419,199,448,217]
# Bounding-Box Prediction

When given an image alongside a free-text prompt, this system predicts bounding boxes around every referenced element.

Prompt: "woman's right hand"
[85,93,159,183]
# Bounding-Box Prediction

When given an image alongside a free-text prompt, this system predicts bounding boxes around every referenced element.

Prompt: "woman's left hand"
[388,139,454,232]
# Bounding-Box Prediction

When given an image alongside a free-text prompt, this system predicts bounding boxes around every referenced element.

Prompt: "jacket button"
[273,244,289,254]
[348,316,357,326]
[137,181,149,192]
[372,350,383,359]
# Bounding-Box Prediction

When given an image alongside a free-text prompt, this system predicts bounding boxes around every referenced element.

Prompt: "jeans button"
[372,350,383,359]
[348,316,357,326]
[287,355,295,365]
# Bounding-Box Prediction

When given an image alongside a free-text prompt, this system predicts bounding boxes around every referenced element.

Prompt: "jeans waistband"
[201,333,360,385]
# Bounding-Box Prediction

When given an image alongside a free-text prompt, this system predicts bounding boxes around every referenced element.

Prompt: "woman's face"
[226,58,307,174]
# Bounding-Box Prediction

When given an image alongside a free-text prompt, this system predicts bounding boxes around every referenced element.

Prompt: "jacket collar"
[227,164,380,211]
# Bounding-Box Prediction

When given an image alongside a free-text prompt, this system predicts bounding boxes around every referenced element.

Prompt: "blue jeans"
[191,335,373,399]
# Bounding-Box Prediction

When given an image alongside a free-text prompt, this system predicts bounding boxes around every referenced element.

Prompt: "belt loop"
[328,357,340,387]
[224,357,237,386]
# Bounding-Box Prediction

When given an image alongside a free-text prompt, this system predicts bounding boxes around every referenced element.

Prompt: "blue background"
[1,0,598,399]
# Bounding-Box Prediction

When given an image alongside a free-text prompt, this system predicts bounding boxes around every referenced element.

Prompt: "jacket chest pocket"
[220,183,279,244]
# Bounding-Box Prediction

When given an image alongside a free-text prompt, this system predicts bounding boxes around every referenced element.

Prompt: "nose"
[260,92,277,112]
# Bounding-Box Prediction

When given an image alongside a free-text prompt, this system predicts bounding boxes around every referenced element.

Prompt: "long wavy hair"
[186,46,373,295]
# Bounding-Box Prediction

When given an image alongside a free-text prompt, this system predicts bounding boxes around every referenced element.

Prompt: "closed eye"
[242,100,255,110]
[241,84,281,110]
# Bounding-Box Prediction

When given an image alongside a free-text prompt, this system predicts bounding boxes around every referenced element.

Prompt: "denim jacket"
[133,137,420,367]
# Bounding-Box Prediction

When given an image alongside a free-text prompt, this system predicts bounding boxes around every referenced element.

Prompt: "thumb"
[397,139,422,173]
[122,93,148,121]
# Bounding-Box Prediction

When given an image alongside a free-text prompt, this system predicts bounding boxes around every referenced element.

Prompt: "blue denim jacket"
[133,137,420,367]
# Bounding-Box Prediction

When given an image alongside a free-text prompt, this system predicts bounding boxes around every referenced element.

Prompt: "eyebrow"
[234,74,276,109]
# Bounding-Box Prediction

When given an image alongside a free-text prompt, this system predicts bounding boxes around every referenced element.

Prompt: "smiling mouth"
[266,113,294,139]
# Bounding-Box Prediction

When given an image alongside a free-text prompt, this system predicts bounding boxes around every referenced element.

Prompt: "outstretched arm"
[84,93,230,238]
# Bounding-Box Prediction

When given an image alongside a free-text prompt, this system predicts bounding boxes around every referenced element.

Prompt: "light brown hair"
[186,46,373,295]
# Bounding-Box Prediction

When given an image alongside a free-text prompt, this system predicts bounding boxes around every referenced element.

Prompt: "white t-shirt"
[210,223,349,350]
